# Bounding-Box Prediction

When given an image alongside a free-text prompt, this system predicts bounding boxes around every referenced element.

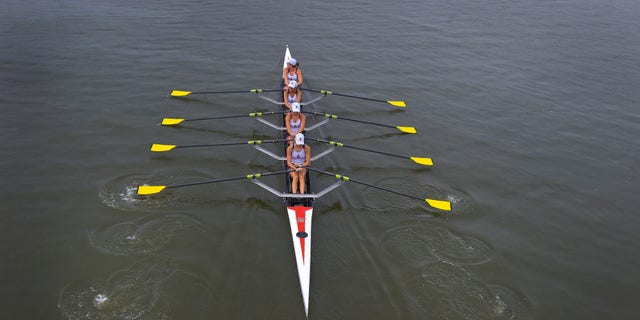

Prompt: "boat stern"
[287,205,313,317]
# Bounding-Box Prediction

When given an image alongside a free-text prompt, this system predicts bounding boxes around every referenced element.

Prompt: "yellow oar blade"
[410,157,433,166]
[150,144,176,152]
[396,126,417,134]
[387,100,406,107]
[137,185,166,195]
[424,199,451,211]
[161,118,185,126]
[425,199,451,211]
[171,90,192,97]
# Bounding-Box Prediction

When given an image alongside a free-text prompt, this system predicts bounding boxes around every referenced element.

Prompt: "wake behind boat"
[137,46,452,317]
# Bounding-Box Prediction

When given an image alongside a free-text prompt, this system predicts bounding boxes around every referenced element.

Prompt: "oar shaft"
[309,138,410,160]
[176,139,287,149]
[189,89,283,94]
[301,88,387,104]
[176,142,252,148]
[186,111,285,122]
[166,170,293,189]
[190,89,282,94]
[343,144,407,159]
[303,111,396,130]
[308,168,423,201]
[192,90,254,94]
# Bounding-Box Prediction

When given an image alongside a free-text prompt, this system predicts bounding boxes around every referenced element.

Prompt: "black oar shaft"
[348,178,423,201]
[176,142,251,148]
[166,170,293,190]
[301,88,387,104]
[187,115,249,121]
[303,111,396,129]
[194,90,251,94]
[338,117,396,129]
[308,168,423,201]
[186,111,285,122]
[176,139,286,149]
[342,144,407,159]
[190,89,283,94]
[309,138,409,160]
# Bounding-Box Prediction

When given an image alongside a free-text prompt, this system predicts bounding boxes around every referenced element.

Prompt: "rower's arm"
[299,114,307,133]
[296,69,304,87]
[295,88,302,102]
[286,146,296,170]
[283,90,291,110]
[285,114,293,136]
[303,145,311,167]
[282,67,288,85]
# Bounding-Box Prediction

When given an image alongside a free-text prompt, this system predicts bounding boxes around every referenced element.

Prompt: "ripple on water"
[90,214,204,255]
[403,261,532,320]
[380,220,493,266]
[58,259,173,320]
[358,177,476,216]
[59,258,216,320]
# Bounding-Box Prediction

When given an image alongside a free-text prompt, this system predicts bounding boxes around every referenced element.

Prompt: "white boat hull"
[287,205,313,317]
[283,45,312,317]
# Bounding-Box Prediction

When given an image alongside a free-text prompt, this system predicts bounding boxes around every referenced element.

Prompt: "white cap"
[291,102,300,112]
[294,133,305,145]
[288,80,298,88]
[288,58,297,66]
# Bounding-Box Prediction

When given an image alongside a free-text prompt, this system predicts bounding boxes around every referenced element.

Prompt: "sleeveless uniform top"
[287,69,299,83]
[289,118,301,134]
[287,91,298,104]
[291,147,306,165]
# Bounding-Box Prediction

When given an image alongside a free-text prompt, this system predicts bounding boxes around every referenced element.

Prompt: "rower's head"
[288,58,298,67]
[291,102,301,113]
[288,80,298,89]
[294,133,305,146]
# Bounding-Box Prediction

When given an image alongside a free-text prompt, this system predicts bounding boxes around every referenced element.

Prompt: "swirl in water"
[59,258,214,319]
[380,220,493,266]
[90,214,204,256]
[402,261,532,319]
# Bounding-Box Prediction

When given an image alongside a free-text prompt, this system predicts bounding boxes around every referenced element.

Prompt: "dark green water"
[2,0,639,319]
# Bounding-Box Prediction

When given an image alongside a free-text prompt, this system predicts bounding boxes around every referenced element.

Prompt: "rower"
[283,57,303,88]
[284,80,302,110]
[285,102,306,145]
[287,133,311,194]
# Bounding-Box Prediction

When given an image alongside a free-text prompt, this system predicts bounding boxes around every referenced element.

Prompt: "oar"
[150,139,286,152]
[170,88,282,97]
[137,170,293,195]
[307,137,433,166]
[300,88,406,107]
[302,111,416,134]
[308,168,451,211]
[162,111,286,126]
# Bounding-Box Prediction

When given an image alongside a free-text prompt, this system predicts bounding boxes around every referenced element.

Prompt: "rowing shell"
[283,45,312,318]
[141,45,453,318]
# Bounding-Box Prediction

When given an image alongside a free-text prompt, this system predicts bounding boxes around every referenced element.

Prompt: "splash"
[98,170,215,212]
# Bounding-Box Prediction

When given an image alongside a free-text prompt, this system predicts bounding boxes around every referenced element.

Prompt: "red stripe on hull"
[290,206,312,262]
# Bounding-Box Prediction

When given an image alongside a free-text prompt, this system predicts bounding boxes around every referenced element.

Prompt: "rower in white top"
[284,80,302,110]
[283,57,303,88]
[285,102,307,145]
[286,133,311,194]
